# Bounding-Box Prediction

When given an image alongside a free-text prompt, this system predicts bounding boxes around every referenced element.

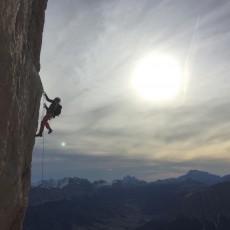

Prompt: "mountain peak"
[111,175,147,187]
[34,178,70,189]
[187,169,211,175]
[178,170,221,185]
[123,175,138,182]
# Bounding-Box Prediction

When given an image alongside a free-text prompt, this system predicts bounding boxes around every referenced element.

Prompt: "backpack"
[53,104,62,118]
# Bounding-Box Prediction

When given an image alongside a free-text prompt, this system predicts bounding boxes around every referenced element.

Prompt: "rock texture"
[0,0,47,229]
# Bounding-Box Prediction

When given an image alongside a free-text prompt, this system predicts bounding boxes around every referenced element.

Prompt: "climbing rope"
[41,93,46,188]
[40,93,46,230]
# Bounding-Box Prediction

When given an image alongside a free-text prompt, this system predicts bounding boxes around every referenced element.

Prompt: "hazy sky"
[32,0,230,183]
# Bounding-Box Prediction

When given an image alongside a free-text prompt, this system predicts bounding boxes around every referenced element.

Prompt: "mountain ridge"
[32,169,230,189]
[24,170,230,230]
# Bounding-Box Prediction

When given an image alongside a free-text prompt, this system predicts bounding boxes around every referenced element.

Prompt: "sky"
[32,0,230,183]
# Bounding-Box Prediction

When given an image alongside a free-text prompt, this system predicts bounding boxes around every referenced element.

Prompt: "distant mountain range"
[155,169,230,185]
[33,175,147,190]
[23,170,230,230]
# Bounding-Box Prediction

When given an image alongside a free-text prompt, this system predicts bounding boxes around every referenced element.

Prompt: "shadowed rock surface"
[0,0,47,229]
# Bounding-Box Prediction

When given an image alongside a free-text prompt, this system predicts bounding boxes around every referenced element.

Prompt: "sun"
[132,53,183,101]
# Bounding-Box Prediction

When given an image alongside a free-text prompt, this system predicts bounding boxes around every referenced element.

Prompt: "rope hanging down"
[41,93,46,191]
[40,93,46,230]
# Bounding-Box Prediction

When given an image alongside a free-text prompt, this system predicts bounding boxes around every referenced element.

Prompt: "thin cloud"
[34,0,230,182]
[32,148,230,182]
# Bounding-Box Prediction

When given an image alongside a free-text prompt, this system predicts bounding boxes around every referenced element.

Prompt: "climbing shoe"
[35,133,42,137]
[48,129,53,134]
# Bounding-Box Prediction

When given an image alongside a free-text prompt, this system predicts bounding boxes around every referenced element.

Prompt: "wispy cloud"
[34,0,230,181]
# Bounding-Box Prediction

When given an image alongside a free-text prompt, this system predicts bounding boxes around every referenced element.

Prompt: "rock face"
[0,0,47,229]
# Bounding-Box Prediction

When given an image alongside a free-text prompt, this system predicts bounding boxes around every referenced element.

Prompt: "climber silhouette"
[35,93,61,137]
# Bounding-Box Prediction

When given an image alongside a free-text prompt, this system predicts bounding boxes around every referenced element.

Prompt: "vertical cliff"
[0,0,47,229]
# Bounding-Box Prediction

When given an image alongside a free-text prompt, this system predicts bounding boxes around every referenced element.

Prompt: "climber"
[35,92,62,137]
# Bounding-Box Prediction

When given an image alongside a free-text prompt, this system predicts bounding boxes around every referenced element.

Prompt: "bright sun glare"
[132,54,183,101]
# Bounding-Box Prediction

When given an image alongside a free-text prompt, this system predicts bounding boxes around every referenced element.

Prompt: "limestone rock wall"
[0,0,47,229]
